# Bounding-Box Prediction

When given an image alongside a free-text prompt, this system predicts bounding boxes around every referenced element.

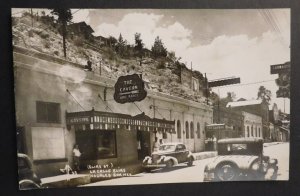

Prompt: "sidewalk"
[40,151,216,187]
[264,142,286,147]
[193,151,217,160]
[41,174,91,188]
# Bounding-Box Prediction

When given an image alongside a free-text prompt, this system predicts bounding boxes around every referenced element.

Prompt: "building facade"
[227,100,269,140]
[242,111,263,138]
[14,46,213,177]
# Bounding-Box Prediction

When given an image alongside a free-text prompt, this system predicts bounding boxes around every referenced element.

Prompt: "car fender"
[163,156,178,165]
[187,152,195,160]
[142,156,152,164]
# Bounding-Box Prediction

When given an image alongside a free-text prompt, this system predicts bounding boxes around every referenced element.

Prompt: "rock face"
[12,13,208,104]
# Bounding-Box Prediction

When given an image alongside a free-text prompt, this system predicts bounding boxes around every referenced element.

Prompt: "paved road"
[263,142,289,180]
[84,142,289,186]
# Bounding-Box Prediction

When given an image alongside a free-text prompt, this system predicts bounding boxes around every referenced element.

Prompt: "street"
[84,142,289,186]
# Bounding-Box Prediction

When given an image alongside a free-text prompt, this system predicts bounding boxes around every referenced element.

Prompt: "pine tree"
[151,36,167,58]
[257,86,272,104]
[116,33,126,56]
[134,33,144,55]
[50,8,73,59]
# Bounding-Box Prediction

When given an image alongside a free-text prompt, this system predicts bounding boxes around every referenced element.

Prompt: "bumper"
[203,172,215,182]
[143,164,167,168]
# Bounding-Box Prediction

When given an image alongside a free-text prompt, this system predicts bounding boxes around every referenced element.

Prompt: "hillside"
[12,12,208,104]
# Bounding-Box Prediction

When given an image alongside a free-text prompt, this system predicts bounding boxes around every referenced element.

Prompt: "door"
[137,130,150,160]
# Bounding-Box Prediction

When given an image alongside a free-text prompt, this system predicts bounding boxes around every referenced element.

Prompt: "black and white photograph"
[12,8,290,189]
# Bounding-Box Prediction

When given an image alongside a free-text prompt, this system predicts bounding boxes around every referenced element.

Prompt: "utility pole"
[99,58,102,75]
[30,8,33,27]
[205,73,209,105]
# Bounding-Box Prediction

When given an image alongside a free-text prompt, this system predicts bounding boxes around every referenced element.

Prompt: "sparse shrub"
[74,37,84,47]
[43,41,50,48]
[39,32,49,39]
[54,50,59,56]
[131,65,135,70]
[28,30,34,37]
[157,61,166,69]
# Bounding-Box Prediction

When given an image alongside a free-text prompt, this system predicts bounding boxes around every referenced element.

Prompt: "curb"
[193,151,217,161]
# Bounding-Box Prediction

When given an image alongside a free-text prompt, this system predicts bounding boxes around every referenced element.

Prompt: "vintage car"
[203,138,278,181]
[142,142,195,172]
[18,153,42,189]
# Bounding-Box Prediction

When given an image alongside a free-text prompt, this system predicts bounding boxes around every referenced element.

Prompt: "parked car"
[18,153,42,189]
[142,143,195,172]
[203,138,278,181]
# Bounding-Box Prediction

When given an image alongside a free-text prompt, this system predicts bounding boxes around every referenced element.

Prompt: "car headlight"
[252,162,260,171]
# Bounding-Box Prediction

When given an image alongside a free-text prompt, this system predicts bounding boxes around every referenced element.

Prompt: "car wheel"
[187,157,193,166]
[166,160,174,168]
[144,168,152,173]
[215,162,238,181]
[265,165,278,180]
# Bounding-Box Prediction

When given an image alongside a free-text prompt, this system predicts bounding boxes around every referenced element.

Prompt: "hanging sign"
[114,74,147,104]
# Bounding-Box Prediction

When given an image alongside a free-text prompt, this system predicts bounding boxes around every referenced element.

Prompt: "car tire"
[187,157,193,166]
[144,168,152,173]
[215,162,239,181]
[166,160,174,168]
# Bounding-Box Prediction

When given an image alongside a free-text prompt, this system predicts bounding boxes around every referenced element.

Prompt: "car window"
[218,143,261,155]
[176,144,186,151]
[159,145,176,151]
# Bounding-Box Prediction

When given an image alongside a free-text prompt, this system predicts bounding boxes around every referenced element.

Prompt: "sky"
[12,8,290,113]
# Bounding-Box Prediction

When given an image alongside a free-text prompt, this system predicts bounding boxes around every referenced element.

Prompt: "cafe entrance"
[137,130,150,160]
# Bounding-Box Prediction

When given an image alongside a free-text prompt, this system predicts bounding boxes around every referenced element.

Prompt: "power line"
[132,102,143,113]
[72,9,81,15]
[98,94,113,112]
[66,89,86,111]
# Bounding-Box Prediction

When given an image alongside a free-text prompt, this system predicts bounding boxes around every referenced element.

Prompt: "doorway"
[137,130,150,160]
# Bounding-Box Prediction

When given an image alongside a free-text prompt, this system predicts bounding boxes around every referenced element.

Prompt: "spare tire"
[215,162,239,181]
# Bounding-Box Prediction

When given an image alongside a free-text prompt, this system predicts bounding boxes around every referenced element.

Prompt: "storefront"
[205,124,236,150]
[66,110,175,168]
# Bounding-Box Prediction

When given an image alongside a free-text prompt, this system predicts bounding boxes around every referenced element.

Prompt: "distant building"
[68,22,95,41]
[242,111,263,138]
[227,99,270,141]
[212,106,244,137]
[180,67,206,95]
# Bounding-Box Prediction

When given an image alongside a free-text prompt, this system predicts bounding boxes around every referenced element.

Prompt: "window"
[197,123,201,138]
[186,121,189,139]
[36,101,61,123]
[190,122,194,139]
[76,130,117,160]
[258,128,261,137]
[251,126,253,137]
[247,126,250,137]
[163,131,167,139]
[177,120,181,139]
[255,126,258,137]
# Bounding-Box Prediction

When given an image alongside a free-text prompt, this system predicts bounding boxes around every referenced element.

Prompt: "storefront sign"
[206,124,234,131]
[208,77,240,88]
[67,117,90,124]
[206,124,226,130]
[114,74,147,104]
[270,62,290,74]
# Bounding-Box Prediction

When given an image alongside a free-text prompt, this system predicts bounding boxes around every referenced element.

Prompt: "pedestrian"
[152,137,160,152]
[72,144,81,172]
[159,139,164,145]
[84,58,92,71]
[212,135,217,151]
